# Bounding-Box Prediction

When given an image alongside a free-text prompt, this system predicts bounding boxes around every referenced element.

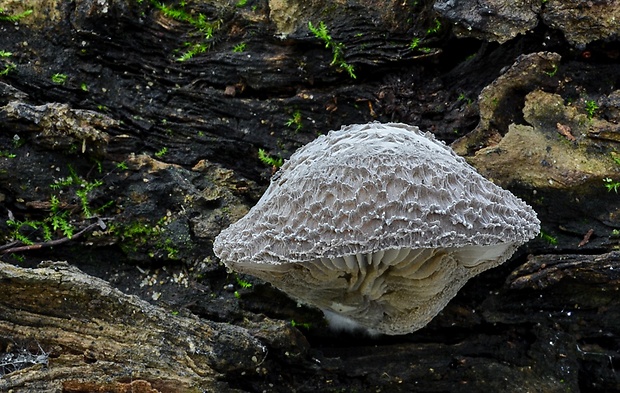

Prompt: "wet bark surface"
[0,0,619,391]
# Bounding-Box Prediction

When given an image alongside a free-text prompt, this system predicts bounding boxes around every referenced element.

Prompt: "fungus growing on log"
[214,123,540,335]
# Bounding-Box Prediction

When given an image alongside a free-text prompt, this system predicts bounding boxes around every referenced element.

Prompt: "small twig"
[0,220,104,255]
[0,240,20,252]
[578,228,594,248]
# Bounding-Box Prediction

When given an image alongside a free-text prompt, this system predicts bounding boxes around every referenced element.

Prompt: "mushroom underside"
[232,243,517,335]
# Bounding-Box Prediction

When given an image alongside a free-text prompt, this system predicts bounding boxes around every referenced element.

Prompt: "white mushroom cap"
[214,123,540,335]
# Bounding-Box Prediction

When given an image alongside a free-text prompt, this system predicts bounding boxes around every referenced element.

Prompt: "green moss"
[109,215,183,260]
[457,93,474,105]
[0,8,33,22]
[408,17,443,54]
[585,99,599,119]
[290,320,312,329]
[285,110,303,132]
[603,178,620,193]
[539,230,558,245]
[308,21,356,79]
[0,61,15,76]
[235,274,252,289]
[426,18,442,35]
[232,42,246,53]
[109,220,160,253]
[0,150,16,158]
[177,42,209,62]
[51,73,67,84]
[258,148,283,168]
[145,0,222,61]
[5,165,112,248]
[154,147,168,157]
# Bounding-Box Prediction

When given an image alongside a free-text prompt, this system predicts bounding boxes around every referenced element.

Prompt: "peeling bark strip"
[556,122,576,142]
[578,228,594,248]
[0,261,266,392]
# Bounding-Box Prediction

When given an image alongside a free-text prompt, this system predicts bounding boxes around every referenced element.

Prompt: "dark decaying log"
[0,253,619,392]
[1,0,620,391]
[0,261,269,392]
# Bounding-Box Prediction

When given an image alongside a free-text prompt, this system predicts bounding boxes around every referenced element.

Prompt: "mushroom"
[213,123,540,335]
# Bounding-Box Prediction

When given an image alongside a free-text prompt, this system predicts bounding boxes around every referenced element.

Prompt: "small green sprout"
[426,18,442,35]
[154,147,168,157]
[232,42,246,53]
[409,37,421,50]
[7,220,37,245]
[0,50,11,57]
[159,238,179,259]
[286,110,303,132]
[116,161,128,170]
[236,0,247,7]
[49,196,74,238]
[339,62,356,78]
[177,42,209,62]
[290,320,312,329]
[308,21,331,42]
[258,148,283,168]
[604,178,620,193]
[10,253,25,262]
[0,62,15,76]
[585,100,599,119]
[235,275,253,289]
[539,230,558,245]
[75,179,103,218]
[457,93,473,105]
[51,73,67,84]
[80,83,88,92]
[408,18,441,53]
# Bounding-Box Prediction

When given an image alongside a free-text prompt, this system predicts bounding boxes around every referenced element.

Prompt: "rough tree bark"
[0,261,268,392]
[0,0,619,392]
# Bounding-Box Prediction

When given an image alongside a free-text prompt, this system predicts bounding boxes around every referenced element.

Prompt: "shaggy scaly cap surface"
[214,122,540,335]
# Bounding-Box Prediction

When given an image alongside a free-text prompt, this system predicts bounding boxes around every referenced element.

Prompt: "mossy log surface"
[0,0,619,392]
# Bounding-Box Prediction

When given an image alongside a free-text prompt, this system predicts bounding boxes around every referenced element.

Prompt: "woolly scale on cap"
[214,122,540,335]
